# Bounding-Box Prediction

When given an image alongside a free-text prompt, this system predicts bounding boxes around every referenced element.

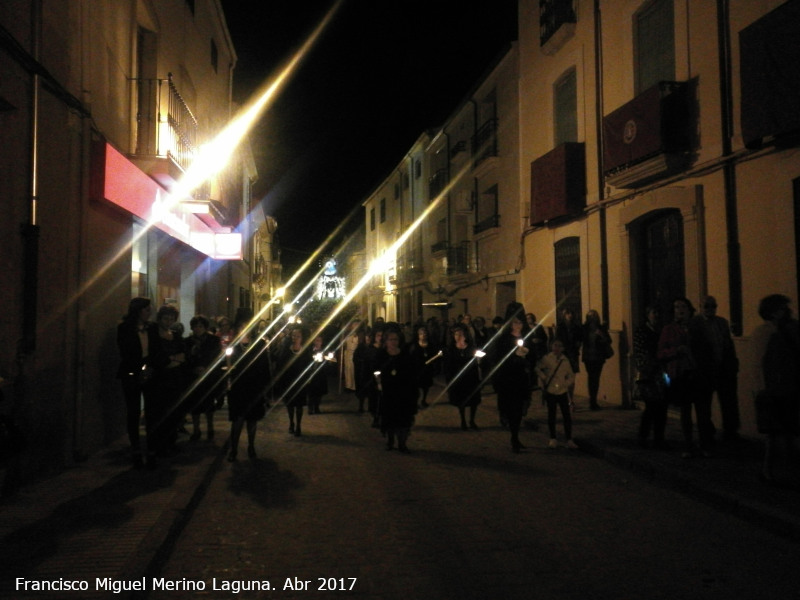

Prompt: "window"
[380,198,386,223]
[554,237,581,318]
[554,68,577,146]
[414,160,422,179]
[634,0,674,94]
[540,0,576,47]
[239,287,251,311]
[432,217,448,253]
[210,39,218,73]
[370,207,375,231]
[475,184,500,234]
[394,183,400,199]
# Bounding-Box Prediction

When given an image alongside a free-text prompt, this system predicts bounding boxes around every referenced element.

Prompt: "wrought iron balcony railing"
[472,118,498,167]
[132,74,198,172]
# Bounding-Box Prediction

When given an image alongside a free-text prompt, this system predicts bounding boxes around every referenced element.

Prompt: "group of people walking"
[116,299,330,467]
[118,292,798,483]
[338,302,605,454]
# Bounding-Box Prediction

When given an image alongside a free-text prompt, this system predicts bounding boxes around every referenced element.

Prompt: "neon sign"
[97,142,242,260]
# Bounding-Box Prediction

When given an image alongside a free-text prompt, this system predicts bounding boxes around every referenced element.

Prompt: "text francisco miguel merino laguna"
[14,577,345,594]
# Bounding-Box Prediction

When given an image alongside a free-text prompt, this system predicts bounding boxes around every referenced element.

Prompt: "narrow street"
[150,386,800,600]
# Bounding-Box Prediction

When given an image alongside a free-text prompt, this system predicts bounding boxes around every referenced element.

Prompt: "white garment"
[343,334,359,390]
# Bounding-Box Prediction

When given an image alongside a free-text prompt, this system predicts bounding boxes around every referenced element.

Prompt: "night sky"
[219,0,518,276]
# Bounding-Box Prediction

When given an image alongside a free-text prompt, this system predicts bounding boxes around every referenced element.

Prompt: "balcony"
[472,118,498,168]
[603,81,695,189]
[539,0,576,54]
[395,245,423,285]
[132,74,197,171]
[446,242,471,276]
[474,214,500,235]
[530,142,585,225]
[428,168,448,198]
[450,140,467,159]
[431,240,449,255]
[128,74,233,231]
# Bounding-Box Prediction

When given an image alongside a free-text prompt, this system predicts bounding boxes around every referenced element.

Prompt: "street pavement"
[1,381,798,599]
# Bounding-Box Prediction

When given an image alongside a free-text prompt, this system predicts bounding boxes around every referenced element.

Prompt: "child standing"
[536,339,577,449]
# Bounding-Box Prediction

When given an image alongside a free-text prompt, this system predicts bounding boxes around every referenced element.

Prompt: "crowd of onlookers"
[117,293,799,484]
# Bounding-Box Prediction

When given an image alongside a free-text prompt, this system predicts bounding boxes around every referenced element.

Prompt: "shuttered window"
[635,0,675,95]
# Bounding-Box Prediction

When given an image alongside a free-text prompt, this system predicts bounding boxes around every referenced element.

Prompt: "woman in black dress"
[492,302,535,453]
[357,327,384,427]
[375,324,417,453]
[443,323,482,429]
[185,314,223,441]
[581,309,613,410]
[274,325,313,437]
[408,324,440,409]
[116,297,155,467]
[226,312,271,461]
[307,335,331,415]
[146,304,187,464]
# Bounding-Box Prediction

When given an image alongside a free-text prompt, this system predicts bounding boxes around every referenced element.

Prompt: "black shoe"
[398,444,410,454]
[227,451,237,462]
[248,446,256,459]
[461,422,468,430]
[288,423,295,434]
[469,422,479,430]
[294,427,302,437]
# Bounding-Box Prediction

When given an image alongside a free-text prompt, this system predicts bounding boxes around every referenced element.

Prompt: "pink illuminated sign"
[97,142,242,260]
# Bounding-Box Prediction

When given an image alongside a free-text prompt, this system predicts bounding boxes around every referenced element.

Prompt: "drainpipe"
[20,0,42,357]
[594,0,609,325]
[716,0,742,336]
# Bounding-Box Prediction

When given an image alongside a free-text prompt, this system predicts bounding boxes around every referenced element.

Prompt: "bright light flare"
[166,0,345,208]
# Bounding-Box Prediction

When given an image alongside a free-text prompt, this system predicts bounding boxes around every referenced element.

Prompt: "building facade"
[518,0,800,432]
[364,44,520,328]
[360,0,800,436]
[0,0,267,480]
